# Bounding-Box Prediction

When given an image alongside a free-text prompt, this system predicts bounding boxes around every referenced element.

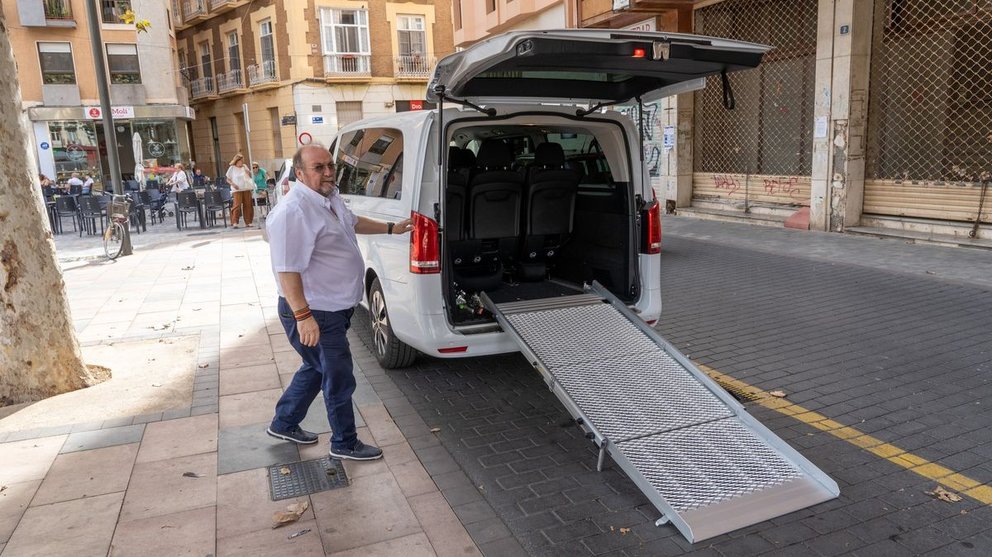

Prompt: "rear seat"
[519,143,578,281]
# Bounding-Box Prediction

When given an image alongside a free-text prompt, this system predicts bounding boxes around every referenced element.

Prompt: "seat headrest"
[534,143,566,168]
[449,147,476,169]
[475,140,513,170]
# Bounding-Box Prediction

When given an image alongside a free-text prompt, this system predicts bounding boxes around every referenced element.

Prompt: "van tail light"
[410,211,440,274]
[280,177,290,195]
[641,195,662,255]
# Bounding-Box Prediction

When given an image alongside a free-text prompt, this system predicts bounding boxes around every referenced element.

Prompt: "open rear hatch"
[427,29,770,106]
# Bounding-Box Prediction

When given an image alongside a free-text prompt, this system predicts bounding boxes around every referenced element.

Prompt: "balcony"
[323,54,371,78]
[247,61,278,87]
[100,0,128,24]
[216,69,244,94]
[394,55,434,80]
[208,0,238,14]
[182,0,206,22]
[190,76,215,99]
[44,0,72,20]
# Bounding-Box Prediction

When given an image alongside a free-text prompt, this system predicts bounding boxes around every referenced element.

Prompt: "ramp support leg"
[596,440,609,472]
[655,516,670,527]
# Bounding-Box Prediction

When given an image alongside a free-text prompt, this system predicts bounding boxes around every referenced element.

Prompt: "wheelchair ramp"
[481,284,838,543]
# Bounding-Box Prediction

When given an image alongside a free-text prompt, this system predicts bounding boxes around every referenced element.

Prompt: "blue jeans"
[271,297,357,451]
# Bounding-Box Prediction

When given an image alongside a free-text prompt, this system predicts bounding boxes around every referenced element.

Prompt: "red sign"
[410,100,424,111]
[298,132,312,145]
[87,107,102,119]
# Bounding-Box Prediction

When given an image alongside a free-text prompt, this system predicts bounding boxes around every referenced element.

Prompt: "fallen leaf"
[182,472,203,478]
[181,265,195,270]
[769,390,787,398]
[0,485,7,493]
[272,500,310,528]
[151,383,162,387]
[609,526,615,532]
[430,427,441,433]
[280,467,291,476]
[620,527,631,535]
[926,486,962,503]
[192,308,202,312]
[287,528,311,539]
[198,363,209,368]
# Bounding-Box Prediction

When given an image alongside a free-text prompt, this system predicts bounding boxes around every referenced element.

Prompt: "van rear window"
[336,127,405,199]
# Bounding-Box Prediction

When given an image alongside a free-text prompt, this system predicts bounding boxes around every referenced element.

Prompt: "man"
[65,172,84,194]
[265,145,413,460]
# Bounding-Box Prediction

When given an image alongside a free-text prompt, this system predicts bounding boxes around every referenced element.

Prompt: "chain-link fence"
[866,0,992,182]
[693,0,817,177]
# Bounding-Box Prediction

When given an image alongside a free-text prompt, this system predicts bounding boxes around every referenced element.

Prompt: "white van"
[330,30,767,368]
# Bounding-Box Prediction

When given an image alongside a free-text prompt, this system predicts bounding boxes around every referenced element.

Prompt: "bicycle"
[104,194,131,260]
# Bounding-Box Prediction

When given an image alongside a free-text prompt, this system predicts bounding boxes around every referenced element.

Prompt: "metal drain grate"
[268,457,349,501]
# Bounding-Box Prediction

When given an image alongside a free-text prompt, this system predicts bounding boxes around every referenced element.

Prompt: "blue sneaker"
[266,425,318,445]
[329,440,383,461]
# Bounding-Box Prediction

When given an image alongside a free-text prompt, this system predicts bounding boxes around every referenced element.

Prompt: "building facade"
[174,0,454,180]
[455,0,991,241]
[7,0,193,189]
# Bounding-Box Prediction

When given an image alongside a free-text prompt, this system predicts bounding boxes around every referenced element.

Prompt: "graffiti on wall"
[617,103,662,176]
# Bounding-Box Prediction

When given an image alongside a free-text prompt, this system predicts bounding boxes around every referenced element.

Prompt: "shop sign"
[282,115,297,126]
[410,100,424,111]
[84,106,135,120]
[311,115,324,125]
[66,144,86,161]
[623,18,656,32]
[147,142,166,157]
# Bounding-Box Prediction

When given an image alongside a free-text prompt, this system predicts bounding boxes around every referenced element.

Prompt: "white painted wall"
[133,0,180,104]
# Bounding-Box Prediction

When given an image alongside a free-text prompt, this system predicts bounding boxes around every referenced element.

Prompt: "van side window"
[335,126,404,198]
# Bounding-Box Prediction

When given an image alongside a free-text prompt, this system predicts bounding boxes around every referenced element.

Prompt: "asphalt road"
[353,218,992,556]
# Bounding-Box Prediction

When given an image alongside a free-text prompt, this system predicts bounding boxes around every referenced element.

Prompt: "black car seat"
[454,140,523,292]
[520,142,578,280]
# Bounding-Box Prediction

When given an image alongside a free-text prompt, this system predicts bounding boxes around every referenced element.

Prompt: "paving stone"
[60,424,145,454]
[216,422,299,475]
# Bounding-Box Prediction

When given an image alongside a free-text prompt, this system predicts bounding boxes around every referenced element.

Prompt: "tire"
[368,277,417,369]
[104,221,126,260]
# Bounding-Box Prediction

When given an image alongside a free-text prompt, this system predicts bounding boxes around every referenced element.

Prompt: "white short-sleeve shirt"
[266,184,364,312]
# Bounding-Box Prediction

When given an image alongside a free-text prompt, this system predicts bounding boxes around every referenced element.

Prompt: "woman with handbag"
[225,154,254,228]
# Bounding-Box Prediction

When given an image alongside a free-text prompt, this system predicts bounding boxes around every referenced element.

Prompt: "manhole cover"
[268,457,349,501]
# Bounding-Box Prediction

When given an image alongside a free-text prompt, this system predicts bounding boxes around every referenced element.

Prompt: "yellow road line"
[696,363,992,505]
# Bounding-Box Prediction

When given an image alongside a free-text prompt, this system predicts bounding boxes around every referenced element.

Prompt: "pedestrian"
[251,161,268,195]
[81,174,94,195]
[264,145,413,460]
[192,167,208,189]
[225,154,254,228]
[168,163,191,193]
[65,172,83,194]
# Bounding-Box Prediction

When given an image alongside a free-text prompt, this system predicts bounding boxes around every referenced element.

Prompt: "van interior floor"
[477,279,583,305]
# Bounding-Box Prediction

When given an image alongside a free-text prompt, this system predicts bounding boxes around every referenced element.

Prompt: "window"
[101,0,129,24]
[397,15,426,57]
[227,32,241,73]
[107,44,140,84]
[321,8,370,54]
[336,101,363,127]
[335,127,404,199]
[38,42,75,84]
[259,19,275,68]
[269,107,283,158]
[199,41,212,79]
[487,0,496,14]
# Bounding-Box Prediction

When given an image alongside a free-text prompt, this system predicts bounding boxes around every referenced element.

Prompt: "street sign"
[40,142,50,150]
[311,115,324,125]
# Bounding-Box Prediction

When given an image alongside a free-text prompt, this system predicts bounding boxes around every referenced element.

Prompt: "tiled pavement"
[3,216,992,556]
[0,226,482,556]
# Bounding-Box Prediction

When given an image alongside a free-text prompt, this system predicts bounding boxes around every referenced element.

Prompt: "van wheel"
[368,278,417,369]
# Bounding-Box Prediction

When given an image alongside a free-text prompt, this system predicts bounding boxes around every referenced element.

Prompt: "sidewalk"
[0,226,485,556]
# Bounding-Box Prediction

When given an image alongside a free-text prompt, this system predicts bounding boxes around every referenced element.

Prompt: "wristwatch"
[387,222,395,235]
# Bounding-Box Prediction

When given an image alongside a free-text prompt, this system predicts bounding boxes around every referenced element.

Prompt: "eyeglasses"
[308,164,335,174]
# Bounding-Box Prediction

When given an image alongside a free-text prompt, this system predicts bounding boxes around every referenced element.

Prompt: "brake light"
[410,211,440,273]
[643,196,662,254]
[632,47,646,58]
[438,346,467,353]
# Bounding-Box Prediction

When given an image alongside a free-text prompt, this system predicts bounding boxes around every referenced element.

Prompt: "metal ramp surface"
[482,283,839,543]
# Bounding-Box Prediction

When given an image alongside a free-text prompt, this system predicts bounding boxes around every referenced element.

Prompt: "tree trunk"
[0,14,95,405]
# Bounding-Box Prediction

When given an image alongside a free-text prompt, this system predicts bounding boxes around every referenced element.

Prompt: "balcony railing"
[216,69,244,93]
[208,0,236,9]
[323,54,371,77]
[394,55,434,79]
[172,1,182,26]
[247,61,277,86]
[190,76,215,99]
[101,0,128,24]
[43,0,73,20]
[182,0,206,20]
